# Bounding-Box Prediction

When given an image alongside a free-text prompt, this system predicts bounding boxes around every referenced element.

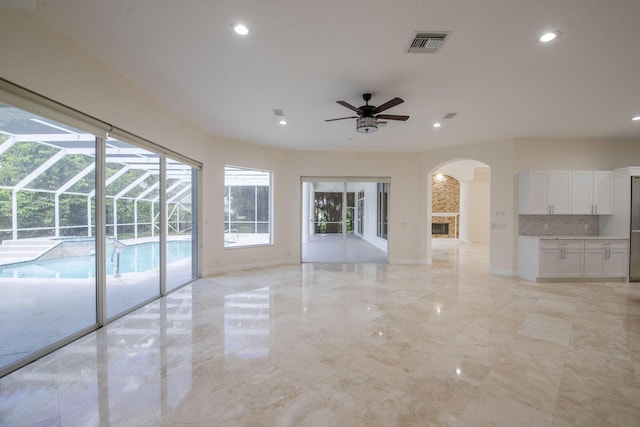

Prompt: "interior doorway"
[301,179,389,263]
[429,160,491,268]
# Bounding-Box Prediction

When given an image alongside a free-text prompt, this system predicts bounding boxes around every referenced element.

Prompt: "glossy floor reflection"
[1,242,640,426]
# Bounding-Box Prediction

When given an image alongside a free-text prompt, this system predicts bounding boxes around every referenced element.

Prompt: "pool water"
[0,240,192,279]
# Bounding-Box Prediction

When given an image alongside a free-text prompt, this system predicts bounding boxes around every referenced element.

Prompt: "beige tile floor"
[1,241,639,426]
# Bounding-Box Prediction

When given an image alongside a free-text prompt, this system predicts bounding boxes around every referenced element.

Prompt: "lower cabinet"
[583,240,629,278]
[539,240,584,279]
[517,237,629,281]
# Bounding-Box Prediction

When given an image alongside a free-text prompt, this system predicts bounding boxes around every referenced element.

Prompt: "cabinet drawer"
[539,240,584,250]
[585,240,628,250]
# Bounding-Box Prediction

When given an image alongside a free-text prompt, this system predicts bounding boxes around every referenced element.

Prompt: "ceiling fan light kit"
[326,93,409,134]
[356,116,378,133]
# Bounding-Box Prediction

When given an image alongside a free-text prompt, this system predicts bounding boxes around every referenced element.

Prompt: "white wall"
[514,138,640,171]
[464,168,491,242]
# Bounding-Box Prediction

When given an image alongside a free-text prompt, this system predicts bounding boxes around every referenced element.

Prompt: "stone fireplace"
[432,173,460,238]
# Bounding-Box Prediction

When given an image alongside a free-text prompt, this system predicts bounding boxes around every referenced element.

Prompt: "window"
[224,166,272,247]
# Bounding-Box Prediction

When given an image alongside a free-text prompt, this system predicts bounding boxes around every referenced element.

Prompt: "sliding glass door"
[0,108,97,369]
[0,95,200,377]
[301,179,389,263]
[302,181,344,262]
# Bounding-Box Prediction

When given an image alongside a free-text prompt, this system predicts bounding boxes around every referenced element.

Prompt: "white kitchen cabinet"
[571,171,614,215]
[517,236,628,281]
[519,170,571,214]
[584,240,628,278]
[538,240,584,278]
[593,171,614,214]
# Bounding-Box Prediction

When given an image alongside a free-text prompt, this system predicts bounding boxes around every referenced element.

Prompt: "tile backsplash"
[519,215,599,236]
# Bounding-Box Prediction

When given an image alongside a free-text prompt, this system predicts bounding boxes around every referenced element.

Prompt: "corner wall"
[462,169,491,242]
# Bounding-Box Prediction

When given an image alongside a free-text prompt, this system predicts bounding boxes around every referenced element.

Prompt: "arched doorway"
[428,159,491,266]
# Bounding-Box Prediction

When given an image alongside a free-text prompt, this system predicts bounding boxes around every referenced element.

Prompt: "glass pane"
[166,159,196,291]
[256,186,269,221]
[0,141,59,186]
[105,138,160,318]
[229,186,255,221]
[27,154,93,191]
[224,166,271,247]
[0,102,97,371]
[301,181,344,263]
[346,182,389,263]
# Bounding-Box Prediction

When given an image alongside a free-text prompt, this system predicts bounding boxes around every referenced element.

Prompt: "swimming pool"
[0,240,192,279]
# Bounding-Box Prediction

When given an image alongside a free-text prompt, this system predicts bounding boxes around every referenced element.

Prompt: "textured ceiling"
[27,0,640,152]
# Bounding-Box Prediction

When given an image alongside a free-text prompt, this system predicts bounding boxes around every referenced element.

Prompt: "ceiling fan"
[325,93,409,133]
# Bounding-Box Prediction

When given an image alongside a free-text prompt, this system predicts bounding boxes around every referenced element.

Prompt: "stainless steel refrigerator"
[631,176,640,281]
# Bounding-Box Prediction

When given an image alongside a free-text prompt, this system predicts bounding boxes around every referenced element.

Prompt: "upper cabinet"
[519,170,571,214]
[571,171,614,215]
[519,170,613,215]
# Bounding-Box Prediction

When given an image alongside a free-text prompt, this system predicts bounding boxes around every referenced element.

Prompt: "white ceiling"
[26,0,640,152]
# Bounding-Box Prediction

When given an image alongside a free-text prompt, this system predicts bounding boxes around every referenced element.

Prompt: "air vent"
[272,109,284,116]
[443,112,458,119]
[408,32,450,53]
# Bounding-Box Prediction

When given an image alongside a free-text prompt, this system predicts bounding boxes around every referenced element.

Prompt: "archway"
[428,159,491,266]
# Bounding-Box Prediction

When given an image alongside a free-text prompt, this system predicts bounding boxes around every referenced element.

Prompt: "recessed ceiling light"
[539,31,559,43]
[234,24,249,35]
[632,116,640,121]
[279,120,287,125]
[433,122,442,128]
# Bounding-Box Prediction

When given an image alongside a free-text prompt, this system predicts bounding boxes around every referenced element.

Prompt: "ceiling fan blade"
[376,114,409,121]
[336,101,362,113]
[325,116,358,122]
[372,97,404,114]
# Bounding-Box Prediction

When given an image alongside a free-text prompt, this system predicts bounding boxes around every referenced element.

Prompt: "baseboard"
[390,258,424,265]
[489,267,516,277]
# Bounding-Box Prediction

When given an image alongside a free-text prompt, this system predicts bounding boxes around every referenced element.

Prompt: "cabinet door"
[547,171,571,214]
[593,171,614,215]
[560,249,584,277]
[521,171,550,214]
[603,249,628,277]
[584,249,605,276]
[571,171,593,214]
[539,250,561,277]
